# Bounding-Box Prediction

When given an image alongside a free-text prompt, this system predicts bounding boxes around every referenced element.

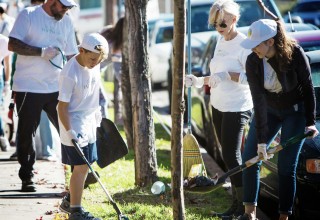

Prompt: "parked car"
[147,13,174,44]
[148,0,215,86]
[191,31,320,219]
[283,0,320,28]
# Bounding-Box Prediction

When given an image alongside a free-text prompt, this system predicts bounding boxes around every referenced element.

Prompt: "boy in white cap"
[57,32,109,220]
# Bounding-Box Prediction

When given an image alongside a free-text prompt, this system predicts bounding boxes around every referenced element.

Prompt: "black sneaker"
[68,211,100,220]
[59,194,71,214]
[10,151,18,160]
[21,179,36,192]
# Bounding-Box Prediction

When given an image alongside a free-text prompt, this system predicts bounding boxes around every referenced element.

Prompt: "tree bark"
[126,0,158,186]
[171,0,186,219]
[121,6,133,149]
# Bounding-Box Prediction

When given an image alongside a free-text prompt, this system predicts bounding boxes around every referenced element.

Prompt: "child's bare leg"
[70,164,89,208]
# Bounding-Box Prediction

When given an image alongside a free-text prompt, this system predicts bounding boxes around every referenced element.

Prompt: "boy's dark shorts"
[61,142,98,165]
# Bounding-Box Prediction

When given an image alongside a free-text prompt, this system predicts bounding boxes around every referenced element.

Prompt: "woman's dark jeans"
[212,107,252,187]
[242,103,306,215]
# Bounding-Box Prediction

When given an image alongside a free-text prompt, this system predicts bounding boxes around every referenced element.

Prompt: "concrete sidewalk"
[0,146,66,220]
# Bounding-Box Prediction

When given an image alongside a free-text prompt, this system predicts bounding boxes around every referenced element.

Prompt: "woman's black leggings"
[211,107,252,187]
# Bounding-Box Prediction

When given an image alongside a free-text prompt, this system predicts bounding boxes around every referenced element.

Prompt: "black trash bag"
[184,175,217,188]
[96,118,128,168]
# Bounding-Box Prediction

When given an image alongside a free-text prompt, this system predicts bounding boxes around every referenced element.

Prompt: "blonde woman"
[185,0,253,218]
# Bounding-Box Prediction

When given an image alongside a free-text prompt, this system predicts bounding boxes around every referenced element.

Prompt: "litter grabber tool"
[72,140,129,220]
[184,131,313,193]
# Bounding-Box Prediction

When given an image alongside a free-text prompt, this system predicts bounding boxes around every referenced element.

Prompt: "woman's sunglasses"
[209,22,228,29]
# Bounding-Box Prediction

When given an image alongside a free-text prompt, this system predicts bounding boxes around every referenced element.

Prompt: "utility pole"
[105,0,117,25]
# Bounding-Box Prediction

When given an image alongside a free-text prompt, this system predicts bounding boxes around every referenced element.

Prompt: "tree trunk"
[126,0,158,186]
[121,2,133,149]
[171,0,186,219]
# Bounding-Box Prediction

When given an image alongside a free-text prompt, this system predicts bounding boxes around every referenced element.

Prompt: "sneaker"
[21,179,36,192]
[68,211,100,220]
[237,213,258,220]
[39,155,58,162]
[59,194,71,214]
[0,136,10,152]
[10,151,18,160]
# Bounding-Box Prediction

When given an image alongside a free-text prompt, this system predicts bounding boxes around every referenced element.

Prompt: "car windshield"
[293,2,320,13]
[155,27,173,43]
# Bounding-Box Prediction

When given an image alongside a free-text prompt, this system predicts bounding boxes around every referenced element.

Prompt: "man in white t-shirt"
[8,0,78,192]
[57,32,108,220]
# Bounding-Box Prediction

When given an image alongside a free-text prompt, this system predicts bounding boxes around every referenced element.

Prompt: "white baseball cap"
[240,19,277,49]
[60,0,77,7]
[79,33,109,58]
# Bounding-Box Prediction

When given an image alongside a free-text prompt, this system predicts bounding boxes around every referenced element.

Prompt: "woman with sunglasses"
[185,0,253,218]
[238,19,318,220]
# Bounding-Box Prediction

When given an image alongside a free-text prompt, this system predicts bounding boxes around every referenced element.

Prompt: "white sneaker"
[0,136,10,152]
[40,155,58,162]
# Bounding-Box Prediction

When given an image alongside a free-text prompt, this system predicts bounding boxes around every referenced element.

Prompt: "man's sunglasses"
[58,0,73,10]
[209,22,228,29]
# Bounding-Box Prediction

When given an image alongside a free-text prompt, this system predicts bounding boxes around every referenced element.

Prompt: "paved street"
[0,147,65,220]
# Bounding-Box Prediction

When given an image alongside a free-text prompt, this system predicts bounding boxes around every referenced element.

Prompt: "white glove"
[67,129,78,142]
[95,109,102,127]
[209,71,231,88]
[257,143,274,160]
[305,125,319,138]
[185,75,204,88]
[41,46,59,60]
[3,81,10,96]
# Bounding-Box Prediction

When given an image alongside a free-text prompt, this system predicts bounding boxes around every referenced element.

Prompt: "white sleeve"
[58,75,75,102]
[8,9,30,41]
[237,48,252,85]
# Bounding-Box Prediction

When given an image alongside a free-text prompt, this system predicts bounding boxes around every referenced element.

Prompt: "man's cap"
[240,19,277,49]
[60,0,77,7]
[79,33,109,58]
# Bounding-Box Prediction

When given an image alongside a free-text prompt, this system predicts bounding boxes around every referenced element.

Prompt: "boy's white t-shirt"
[0,34,12,75]
[58,56,101,147]
[209,32,253,112]
[9,6,78,93]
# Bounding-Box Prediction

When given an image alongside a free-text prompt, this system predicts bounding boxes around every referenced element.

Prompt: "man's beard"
[50,3,64,21]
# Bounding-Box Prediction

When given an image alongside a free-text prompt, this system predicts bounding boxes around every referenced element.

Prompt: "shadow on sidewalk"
[0,192,62,199]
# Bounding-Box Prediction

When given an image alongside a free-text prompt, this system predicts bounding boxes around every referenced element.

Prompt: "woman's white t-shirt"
[58,56,101,147]
[209,32,253,112]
